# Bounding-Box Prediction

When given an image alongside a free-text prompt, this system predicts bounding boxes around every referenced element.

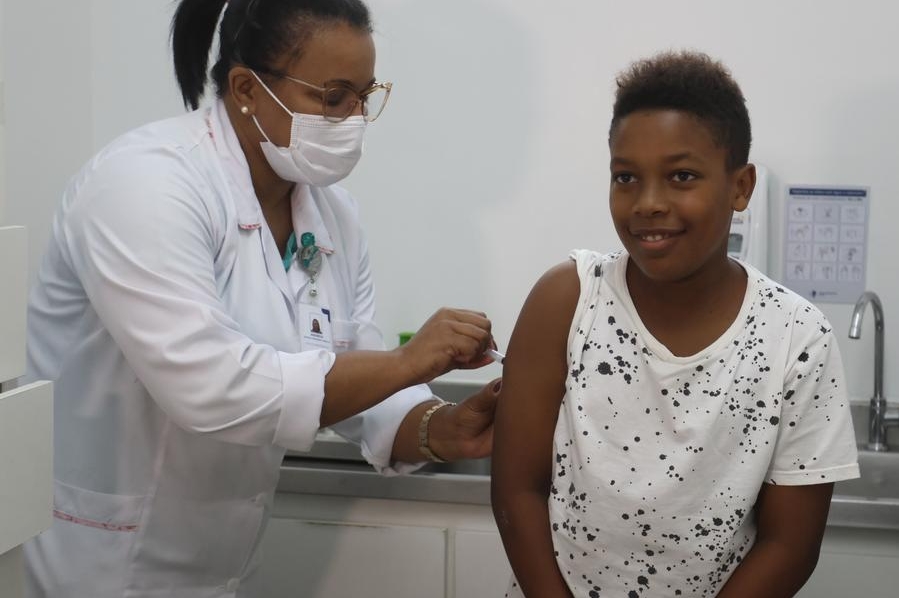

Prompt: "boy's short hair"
[609,50,752,170]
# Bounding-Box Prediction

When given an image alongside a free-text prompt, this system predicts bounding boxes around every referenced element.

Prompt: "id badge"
[299,304,333,351]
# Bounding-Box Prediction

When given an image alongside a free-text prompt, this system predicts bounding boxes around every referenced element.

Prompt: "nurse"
[23,0,500,595]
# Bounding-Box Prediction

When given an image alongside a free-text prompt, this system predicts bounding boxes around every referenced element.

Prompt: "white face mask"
[250,72,366,186]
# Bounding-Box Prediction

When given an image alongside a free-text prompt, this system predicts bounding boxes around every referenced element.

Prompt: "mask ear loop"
[249,70,300,148]
[250,71,293,116]
[250,114,276,145]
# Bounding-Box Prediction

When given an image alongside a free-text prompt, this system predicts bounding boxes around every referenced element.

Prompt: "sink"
[828,401,899,528]
[835,449,899,499]
[424,450,899,494]
[423,452,899,486]
[419,402,899,480]
[279,391,899,527]
[417,413,899,529]
[418,451,899,530]
[850,400,899,450]
[830,448,899,530]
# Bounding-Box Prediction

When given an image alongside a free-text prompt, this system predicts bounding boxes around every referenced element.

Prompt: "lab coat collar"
[292,184,334,254]
[208,100,334,253]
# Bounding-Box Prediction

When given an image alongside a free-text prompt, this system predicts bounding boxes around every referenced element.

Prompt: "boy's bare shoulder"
[508,261,581,373]
[511,261,582,346]
[528,260,580,308]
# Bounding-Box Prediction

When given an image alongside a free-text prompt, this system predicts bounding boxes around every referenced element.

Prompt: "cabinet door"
[0,548,24,598]
[796,527,899,598]
[453,530,512,598]
[259,518,447,598]
[0,226,27,384]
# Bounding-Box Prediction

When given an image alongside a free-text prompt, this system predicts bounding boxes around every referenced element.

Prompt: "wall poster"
[783,185,869,304]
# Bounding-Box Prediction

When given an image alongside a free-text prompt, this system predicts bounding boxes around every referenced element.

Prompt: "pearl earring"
[240,106,249,115]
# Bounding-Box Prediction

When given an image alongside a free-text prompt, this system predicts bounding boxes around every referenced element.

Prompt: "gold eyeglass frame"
[266,72,393,123]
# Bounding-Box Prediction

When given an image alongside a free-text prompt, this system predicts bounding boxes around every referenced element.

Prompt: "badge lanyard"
[298,231,322,298]
[294,232,333,350]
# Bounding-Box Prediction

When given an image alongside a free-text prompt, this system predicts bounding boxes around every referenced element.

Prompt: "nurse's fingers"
[444,308,490,327]
[442,310,497,369]
[446,321,495,367]
[424,378,501,461]
[397,308,493,383]
[459,377,502,414]
[419,308,492,346]
[425,308,491,339]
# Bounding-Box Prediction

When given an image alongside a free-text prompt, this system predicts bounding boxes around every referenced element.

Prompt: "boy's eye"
[613,173,636,184]
[671,171,697,183]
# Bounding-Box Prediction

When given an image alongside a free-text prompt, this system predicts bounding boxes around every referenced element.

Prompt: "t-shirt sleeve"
[765,305,860,485]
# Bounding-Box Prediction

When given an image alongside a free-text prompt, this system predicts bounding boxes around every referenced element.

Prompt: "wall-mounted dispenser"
[728,163,770,273]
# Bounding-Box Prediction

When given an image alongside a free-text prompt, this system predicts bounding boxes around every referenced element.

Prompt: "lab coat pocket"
[127,494,267,593]
[53,478,145,531]
[26,481,146,595]
[331,319,359,353]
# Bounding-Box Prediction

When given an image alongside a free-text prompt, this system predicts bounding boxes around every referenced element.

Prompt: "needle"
[485,347,505,364]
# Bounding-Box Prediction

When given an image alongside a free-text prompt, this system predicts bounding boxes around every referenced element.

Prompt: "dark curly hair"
[609,50,751,170]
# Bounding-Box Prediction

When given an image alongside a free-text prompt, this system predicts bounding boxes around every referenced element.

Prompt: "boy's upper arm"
[717,482,833,596]
[492,260,581,493]
[756,482,833,550]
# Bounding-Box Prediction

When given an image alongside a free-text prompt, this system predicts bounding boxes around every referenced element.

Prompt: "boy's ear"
[731,163,756,212]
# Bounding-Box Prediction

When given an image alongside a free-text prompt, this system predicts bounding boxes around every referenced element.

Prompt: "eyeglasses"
[264,72,393,123]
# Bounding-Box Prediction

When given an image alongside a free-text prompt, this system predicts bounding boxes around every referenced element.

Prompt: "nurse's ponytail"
[170,0,373,111]
[171,0,228,110]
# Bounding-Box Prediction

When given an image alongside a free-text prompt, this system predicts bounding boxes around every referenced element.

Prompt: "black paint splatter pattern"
[505,251,858,597]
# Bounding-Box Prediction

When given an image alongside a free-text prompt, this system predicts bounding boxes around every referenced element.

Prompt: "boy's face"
[608,109,754,284]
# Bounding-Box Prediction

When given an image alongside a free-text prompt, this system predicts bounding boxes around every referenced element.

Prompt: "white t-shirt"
[507,250,859,598]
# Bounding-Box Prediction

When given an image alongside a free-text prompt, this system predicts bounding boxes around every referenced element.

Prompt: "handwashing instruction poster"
[783,185,869,304]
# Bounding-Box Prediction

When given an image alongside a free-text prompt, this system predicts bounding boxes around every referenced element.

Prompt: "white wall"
[1,0,183,278]
[3,0,897,398]
[0,0,5,224]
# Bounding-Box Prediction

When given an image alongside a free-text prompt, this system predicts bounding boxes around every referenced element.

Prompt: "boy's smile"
[609,109,754,287]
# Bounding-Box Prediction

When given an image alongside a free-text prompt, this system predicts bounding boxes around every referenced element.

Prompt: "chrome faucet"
[849,291,898,451]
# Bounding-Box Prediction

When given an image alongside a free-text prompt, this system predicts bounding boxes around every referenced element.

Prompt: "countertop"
[278,436,899,531]
[277,384,899,531]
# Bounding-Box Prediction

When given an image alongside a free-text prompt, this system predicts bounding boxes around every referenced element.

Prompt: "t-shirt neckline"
[611,255,758,363]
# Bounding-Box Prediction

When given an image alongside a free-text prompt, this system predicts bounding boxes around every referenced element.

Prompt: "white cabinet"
[265,489,899,598]
[262,493,511,598]
[0,226,53,598]
[796,526,899,598]
[0,226,27,384]
[453,529,512,598]
[259,517,446,598]
[0,546,24,598]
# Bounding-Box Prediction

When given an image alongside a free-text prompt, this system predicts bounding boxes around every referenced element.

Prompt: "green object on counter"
[398,331,414,346]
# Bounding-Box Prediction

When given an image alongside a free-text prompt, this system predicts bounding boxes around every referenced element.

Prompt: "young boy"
[491,51,859,598]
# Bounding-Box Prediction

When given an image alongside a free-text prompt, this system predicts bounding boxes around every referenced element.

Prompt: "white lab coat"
[23,100,431,597]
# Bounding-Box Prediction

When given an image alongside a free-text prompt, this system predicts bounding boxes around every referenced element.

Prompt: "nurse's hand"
[397,308,493,384]
[427,377,501,461]
[323,309,492,427]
